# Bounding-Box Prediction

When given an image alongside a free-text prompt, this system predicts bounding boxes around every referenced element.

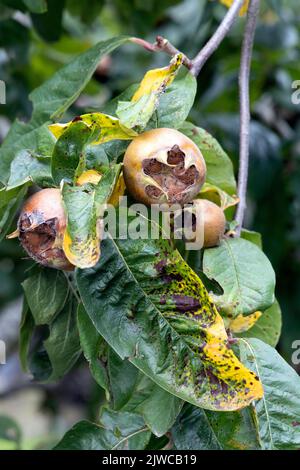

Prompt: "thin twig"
[132,1,245,76]
[130,36,192,69]
[190,0,246,76]
[234,0,260,236]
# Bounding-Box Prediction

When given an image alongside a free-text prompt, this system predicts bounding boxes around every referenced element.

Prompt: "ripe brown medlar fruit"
[123,128,206,207]
[181,199,226,248]
[17,188,74,271]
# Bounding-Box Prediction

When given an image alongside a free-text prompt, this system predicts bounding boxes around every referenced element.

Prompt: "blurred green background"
[0,0,299,449]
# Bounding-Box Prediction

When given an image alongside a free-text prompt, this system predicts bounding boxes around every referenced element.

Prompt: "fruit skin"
[18,188,74,271]
[185,199,226,248]
[123,128,206,207]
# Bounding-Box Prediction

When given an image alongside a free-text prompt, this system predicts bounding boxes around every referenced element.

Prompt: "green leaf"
[239,338,300,450]
[172,403,261,450]
[0,416,22,450]
[23,0,47,13]
[77,304,110,393]
[0,36,129,184]
[51,121,95,186]
[0,123,55,187]
[62,164,121,268]
[108,348,139,410]
[0,184,28,241]
[85,139,129,167]
[149,69,197,129]
[76,215,263,412]
[122,373,183,437]
[19,298,35,372]
[62,184,99,268]
[180,122,236,195]
[116,54,183,130]
[203,238,276,317]
[108,348,182,436]
[31,37,128,125]
[102,84,138,116]
[49,113,137,145]
[66,0,104,25]
[30,0,65,42]
[22,268,69,325]
[78,309,182,436]
[29,294,81,382]
[54,410,150,450]
[241,229,262,249]
[7,150,52,190]
[236,300,282,347]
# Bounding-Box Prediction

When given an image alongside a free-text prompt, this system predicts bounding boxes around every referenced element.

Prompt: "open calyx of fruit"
[7,53,268,411]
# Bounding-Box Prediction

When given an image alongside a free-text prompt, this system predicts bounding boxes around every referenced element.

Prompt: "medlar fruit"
[123,128,206,207]
[17,188,74,271]
[182,199,226,248]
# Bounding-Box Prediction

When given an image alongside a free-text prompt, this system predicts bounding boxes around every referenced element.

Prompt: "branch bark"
[131,0,246,76]
[234,0,260,236]
[190,0,246,76]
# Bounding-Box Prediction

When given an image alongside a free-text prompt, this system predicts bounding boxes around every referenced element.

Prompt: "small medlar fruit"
[182,199,226,248]
[18,188,74,271]
[123,128,206,207]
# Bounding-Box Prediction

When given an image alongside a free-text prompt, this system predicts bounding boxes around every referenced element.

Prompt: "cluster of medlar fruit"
[123,128,225,248]
[16,128,225,270]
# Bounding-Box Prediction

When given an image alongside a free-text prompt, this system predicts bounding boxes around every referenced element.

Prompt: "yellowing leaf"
[202,330,263,409]
[62,184,101,269]
[108,172,126,207]
[116,54,183,129]
[77,212,264,411]
[229,311,262,334]
[220,0,249,16]
[63,223,101,270]
[132,53,183,102]
[62,165,122,269]
[76,169,102,186]
[148,241,264,410]
[48,113,137,143]
[199,182,239,210]
[76,169,125,207]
